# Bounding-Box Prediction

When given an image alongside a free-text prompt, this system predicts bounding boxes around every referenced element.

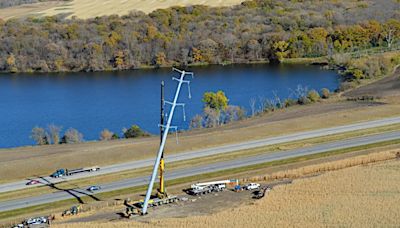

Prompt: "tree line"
[30,124,149,145]
[0,0,399,73]
[190,87,330,129]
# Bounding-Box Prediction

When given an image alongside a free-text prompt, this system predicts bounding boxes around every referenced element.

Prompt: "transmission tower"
[141,68,193,215]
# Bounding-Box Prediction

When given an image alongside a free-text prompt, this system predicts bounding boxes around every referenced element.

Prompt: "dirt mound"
[345,70,400,98]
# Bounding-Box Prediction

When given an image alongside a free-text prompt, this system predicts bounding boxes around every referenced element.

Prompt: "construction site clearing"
[7,179,278,227]
[46,179,289,225]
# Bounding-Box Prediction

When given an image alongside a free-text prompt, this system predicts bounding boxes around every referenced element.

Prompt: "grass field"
[2,123,399,203]
[0,0,245,20]
[53,155,400,227]
[1,97,400,183]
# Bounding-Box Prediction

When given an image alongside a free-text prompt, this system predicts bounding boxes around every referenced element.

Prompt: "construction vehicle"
[253,186,272,199]
[188,180,238,195]
[50,166,100,178]
[125,196,180,217]
[61,205,81,217]
[156,80,168,200]
[126,81,181,217]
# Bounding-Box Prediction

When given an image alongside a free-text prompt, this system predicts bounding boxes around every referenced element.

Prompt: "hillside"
[0,0,399,74]
[0,0,245,20]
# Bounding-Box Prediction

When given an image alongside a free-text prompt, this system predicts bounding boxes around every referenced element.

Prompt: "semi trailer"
[50,166,100,178]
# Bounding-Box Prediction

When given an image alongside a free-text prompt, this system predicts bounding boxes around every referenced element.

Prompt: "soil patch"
[345,69,400,98]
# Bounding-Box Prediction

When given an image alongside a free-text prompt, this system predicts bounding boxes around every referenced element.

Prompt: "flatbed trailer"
[51,166,100,178]
[126,196,180,217]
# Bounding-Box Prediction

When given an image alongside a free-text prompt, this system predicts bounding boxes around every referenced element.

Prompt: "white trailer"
[189,179,237,195]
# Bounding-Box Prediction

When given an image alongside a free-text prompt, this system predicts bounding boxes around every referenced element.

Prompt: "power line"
[141,68,194,215]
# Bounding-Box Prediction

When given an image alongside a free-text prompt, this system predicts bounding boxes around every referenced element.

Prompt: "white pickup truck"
[245,183,260,190]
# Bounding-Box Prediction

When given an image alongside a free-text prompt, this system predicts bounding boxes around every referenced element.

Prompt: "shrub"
[298,96,311,105]
[112,133,120,140]
[100,129,113,141]
[321,88,330,99]
[307,90,321,102]
[124,125,149,138]
[284,98,297,108]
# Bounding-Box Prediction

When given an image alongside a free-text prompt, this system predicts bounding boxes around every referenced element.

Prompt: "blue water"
[0,64,339,148]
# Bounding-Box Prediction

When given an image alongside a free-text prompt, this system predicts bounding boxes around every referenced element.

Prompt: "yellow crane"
[157,81,167,199]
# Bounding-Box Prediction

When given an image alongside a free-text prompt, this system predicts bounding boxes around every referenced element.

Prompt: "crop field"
[0,0,245,20]
[54,156,400,227]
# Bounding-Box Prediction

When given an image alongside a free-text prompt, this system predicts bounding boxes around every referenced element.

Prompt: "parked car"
[26,180,40,185]
[245,183,260,190]
[87,185,101,191]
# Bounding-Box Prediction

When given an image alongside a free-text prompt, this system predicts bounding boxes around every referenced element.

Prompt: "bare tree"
[223,105,247,123]
[383,20,400,48]
[258,96,267,113]
[290,85,309,99]
[63,128,83,144]
[30,126,48,145]
[47,124,62,144]
[189,114,203,129]
[203,107,220,128]
[272,91,282,109]
[100,129,113,141]
[249,98,257,117]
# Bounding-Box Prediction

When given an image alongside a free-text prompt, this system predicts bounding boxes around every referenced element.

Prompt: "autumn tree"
[6,54,16,72]
[62,128,84,144]
[31,126,49,145]
[202,91,229,111]
[383,19,400,48]
[47,124,62,145]
[100,129,113,141]
[271,41,289,63]
[154,52,167,67]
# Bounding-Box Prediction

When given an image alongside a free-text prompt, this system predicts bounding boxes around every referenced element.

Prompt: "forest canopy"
[0,0,399,73]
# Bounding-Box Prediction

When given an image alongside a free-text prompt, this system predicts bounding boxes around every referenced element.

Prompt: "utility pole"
[157,81,167,199]
[141,68,193,215]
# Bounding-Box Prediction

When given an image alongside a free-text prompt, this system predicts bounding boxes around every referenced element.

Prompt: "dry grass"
[1,99,400,182]
[244,149,399,182]
[0,0,245,20]
[53,151,400,227]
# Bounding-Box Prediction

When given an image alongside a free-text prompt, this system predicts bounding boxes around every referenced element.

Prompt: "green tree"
[202,91,229,110]
[124,125,149,138]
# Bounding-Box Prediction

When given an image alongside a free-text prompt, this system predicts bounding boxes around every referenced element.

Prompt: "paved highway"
[1,116,400,194]
[1,130,399,212]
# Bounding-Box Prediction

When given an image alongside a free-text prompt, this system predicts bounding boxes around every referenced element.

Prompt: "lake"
[0,64,340,148]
